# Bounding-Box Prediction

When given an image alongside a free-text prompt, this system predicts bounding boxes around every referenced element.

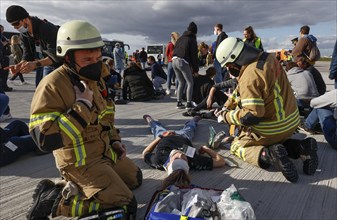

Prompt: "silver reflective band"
[57,36,102,45]
[220,39,240,66]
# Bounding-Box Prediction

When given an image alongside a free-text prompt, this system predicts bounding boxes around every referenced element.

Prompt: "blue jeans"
[0,120,38,167]
[213,59,223,84]
[305,108,337,149]
[43,65,55,77]
[35,67,44,87]
[166,62,176,90]
[0,93,9,116]
[149,119,197,141]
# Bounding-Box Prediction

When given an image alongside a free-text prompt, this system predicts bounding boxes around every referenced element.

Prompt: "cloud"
[1,0,336,55]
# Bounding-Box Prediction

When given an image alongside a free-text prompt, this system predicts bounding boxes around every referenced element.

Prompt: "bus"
[146,44,166,65]
[102,38,130,60]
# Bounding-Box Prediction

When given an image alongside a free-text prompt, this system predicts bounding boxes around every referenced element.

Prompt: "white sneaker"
[18,81,28,85]
[166,89,170,95]
[0,113,12,122]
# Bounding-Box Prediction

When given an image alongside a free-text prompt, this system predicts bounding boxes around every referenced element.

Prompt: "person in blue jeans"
[0,120,46,167]
[142,114,225,189]
[0,93,9,116]
[299,89,337,150]
[329,40,337,89]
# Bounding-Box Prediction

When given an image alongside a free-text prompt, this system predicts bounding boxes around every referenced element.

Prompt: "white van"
[146,44,166,65]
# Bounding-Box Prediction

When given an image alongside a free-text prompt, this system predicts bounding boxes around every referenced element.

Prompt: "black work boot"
[299,138,318,175]
[27,179,62,220]
[264,144,299,183]
[126,196,137,220]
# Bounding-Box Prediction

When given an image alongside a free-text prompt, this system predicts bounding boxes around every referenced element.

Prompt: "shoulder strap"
[256,52,269,70]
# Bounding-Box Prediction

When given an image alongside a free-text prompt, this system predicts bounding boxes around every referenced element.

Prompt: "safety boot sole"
[300,138,318,175]
[269,144,299,183]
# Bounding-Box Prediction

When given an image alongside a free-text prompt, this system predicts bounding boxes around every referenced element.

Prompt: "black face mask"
[77,61,102,81]
[228,67,241,77]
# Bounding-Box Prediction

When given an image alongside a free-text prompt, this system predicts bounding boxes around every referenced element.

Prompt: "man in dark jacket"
[139,47,147,69]
[5,5,61,76]
[172,21,199,110]
[147,55,167,92]
[213,23,228,83]
[123,62,155,101]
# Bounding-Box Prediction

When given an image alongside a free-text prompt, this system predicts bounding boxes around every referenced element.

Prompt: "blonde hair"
[11,35,20,45]
[171,32,180,45]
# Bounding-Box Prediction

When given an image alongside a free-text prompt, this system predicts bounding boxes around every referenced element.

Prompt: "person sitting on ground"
[0,120,48,167]
[147,55,167,94]
[123,62,156,101]
[192,66,216,105]
[296,56,326,96]
[183,74,237,118]
[27,20,142,220]
[142,114,225,189]
[299,89,337,150]
[0,92,12,122]
[215,37,318,183]
[285,61,320,110]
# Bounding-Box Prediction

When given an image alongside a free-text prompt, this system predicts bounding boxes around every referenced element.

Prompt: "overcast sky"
[1,0,336,56]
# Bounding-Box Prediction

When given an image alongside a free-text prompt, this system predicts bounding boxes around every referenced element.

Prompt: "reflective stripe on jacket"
[29,65,120,169]
[223,53,299,136]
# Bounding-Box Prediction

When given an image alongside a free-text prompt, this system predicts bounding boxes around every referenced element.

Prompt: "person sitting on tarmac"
[0,120,48,167]
[142,114,225,189]
[26,20,142,220]
[214,37,318,183]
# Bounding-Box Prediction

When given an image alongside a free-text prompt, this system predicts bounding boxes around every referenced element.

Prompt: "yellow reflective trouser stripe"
[29,112,61,129]
[241,98,264,106]
[180,216,188,220]
[273,82,285,121]
[98,106,115,121]
[229,109,241,125]
[72,195,84,217]
[59,115,86,167]
[230,141,241,154]
[89,201,100,213]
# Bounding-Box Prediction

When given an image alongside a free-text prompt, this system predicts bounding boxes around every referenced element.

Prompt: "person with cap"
[291,37,299,47]
[215,37,318,183]
[5,5,61,78]
[142,114,225,189]
[172,21,199,110]
[27,20,142,220]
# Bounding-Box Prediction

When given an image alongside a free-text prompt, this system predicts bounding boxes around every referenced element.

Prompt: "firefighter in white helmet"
[215,37,318,183]
[27,20,142,219]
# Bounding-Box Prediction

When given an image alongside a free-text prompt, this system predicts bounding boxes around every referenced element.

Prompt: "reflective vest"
[243,37,261,49]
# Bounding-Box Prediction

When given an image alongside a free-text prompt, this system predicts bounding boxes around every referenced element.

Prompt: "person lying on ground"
[142,114,225,189]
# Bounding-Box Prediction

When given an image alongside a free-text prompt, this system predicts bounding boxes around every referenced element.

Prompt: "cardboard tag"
[182,144,196,158]
[5,141,18,152]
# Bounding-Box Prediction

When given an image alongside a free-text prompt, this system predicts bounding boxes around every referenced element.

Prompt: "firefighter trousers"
[55,157,142,217]
[230,127,297,167]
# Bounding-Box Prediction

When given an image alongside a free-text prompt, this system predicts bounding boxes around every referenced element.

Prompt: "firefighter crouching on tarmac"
[27,20,142,219]
[214,37,318,183]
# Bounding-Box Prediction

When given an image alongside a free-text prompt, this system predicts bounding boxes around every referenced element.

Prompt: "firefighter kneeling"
[27,20,142,219]
[215,37,318,183]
